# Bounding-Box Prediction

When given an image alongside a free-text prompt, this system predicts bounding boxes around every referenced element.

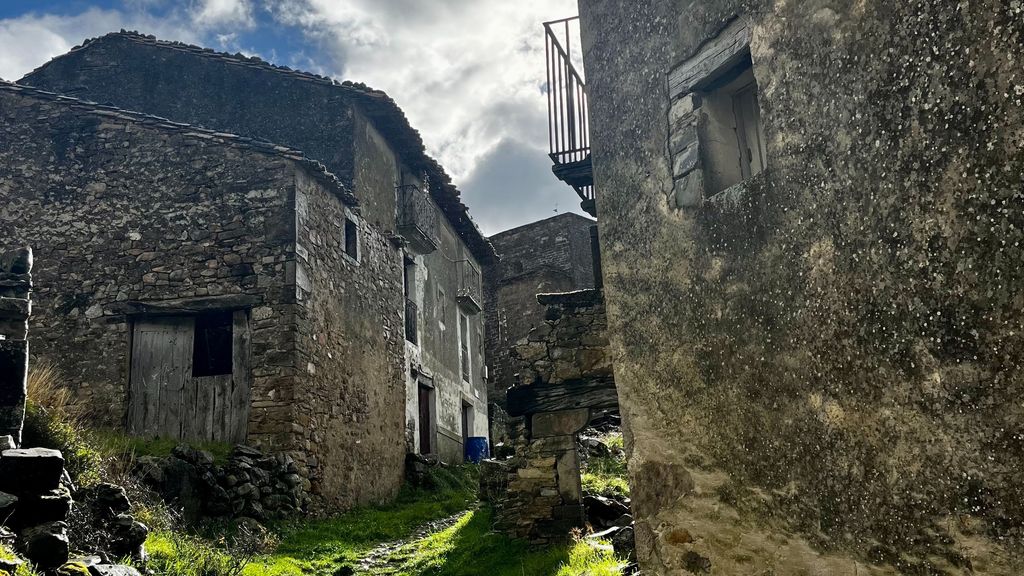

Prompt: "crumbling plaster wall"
[352,111,488,463]
[0,88,299,451]
[580,0,1024,573]
[292,169,407,508]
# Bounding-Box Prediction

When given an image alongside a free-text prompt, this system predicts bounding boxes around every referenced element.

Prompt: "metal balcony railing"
[397,184,440,254]
[456,260,483,315]
[544,16,594,210]
[405,298,418,344]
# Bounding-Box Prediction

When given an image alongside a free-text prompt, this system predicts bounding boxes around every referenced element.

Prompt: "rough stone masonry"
[0,246,32,445]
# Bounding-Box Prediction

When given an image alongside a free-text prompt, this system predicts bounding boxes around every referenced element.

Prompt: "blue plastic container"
[464,437,489,463]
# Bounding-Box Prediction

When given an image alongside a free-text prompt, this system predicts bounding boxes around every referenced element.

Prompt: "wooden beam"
[668,16,752,98]
[108,294,263,317]
[506,377,618,417]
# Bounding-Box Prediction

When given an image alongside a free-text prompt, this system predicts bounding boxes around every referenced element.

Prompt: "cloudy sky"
[0,0,585,235]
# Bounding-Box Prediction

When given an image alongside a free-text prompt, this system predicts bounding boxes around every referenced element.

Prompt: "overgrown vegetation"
[581,433,630,500]
[373,508,623,576]
[14,365,626,575]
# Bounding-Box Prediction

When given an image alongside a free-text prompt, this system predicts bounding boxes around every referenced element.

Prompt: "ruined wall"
[485,213,596,407]
[292,170,407,508]
[494,290,612,542]
[0,86,299,453]
[580,0,1024,573]
[0,247,32,445]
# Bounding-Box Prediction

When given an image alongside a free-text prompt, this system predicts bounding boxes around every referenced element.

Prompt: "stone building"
[1,32,494,508]
[558,1,1024,574]
[484,212,596,407]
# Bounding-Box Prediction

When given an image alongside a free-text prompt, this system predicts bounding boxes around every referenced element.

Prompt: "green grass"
[0,544,38,576]
[20,401,104,487]
[142,465,480,576]
[580,433,630,499]
[374,507,624,576]
[89,428,233,464]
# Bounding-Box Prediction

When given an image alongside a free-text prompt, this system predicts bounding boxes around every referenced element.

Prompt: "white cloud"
[191,0,255,29]
[264,0,580,232]
[0,7,200,81]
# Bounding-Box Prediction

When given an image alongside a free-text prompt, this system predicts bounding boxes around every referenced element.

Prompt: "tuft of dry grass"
[25,361,79,424]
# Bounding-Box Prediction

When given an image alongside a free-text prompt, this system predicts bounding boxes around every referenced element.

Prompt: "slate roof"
[22,31,497,264]
[0,80,359,206]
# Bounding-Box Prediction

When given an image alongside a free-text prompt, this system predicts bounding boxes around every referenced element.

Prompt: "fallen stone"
[90,483,131,517]
[13,486,72,527]
[0,436,14,451]
[0,448,65,494]
[611,525,635,560]
[583,495,630,528]
[109,514,148,560]
[56,561,91,576]
[0,491,17,521]
[230,445,262,459]
[20,521,70,569]
[171,444,214,467]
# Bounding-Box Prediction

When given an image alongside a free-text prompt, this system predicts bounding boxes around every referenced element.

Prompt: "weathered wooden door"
[128,311,250,443]
[418,384,432,454]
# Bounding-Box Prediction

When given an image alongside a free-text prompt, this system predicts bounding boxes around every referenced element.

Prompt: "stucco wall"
[580,0,1024,573]
[292,169,406,508]
[0,87,298,452]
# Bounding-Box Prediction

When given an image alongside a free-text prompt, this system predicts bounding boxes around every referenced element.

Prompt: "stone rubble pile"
[0,440,146,575]
[135,443,310,521]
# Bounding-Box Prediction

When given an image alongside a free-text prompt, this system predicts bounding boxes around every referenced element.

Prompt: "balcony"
[544,16,595,216]
[456,259,483,315]
[397,184,441,254]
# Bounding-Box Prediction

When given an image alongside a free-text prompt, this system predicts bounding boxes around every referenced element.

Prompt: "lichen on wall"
[580,0,1024,573]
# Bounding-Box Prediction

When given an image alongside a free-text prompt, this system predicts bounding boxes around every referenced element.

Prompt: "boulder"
[0,436,14,451]
[90,483,131,517]
[0,491,17,521]
[56,561,91,576]
[0,448,65,494]
[583,495,630,528]
[109,514,148,560]
[171,444,214,467]
[88,565,143,576]
[20,521,70,569]
[13,486,72,528]
[611,525,636,560]
[133,456,164,486]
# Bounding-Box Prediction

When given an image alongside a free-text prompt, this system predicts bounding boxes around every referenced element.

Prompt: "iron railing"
[456,259,483,314]
[544,16,593,203]
[397,184,441,254]
[405,298,418,344]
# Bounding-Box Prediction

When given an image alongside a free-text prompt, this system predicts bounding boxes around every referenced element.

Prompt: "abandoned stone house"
[556,1,1024,574]
[484,212,596,409]
[0,32,495,509]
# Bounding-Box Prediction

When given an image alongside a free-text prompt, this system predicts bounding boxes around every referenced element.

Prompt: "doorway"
[418,383,435,454]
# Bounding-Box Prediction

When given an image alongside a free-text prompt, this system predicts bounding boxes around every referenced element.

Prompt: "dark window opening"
[192,311,233,377]
[344,218,358,259]
[404,258,418,344]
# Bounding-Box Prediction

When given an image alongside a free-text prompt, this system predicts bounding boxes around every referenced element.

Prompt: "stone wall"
[579,0,1024,573]
[0,84,404,510]
[0,85,299,441]
[512,290,611,387]
[485,213,596,408]
[0,247,31,445]
[292,169,407,506]
[493,289,612,542]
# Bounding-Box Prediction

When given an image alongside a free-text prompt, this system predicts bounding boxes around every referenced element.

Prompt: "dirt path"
[353,508,473,574]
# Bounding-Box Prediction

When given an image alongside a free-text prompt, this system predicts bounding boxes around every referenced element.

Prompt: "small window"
[344,217,359,260]
[192,311,233,377]
[699,56,766,194]
[459,311,471,383]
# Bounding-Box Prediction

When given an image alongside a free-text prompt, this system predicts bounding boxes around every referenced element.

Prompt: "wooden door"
[128,311,250,443]
[418,384,432,454]
[128,316,193,438]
